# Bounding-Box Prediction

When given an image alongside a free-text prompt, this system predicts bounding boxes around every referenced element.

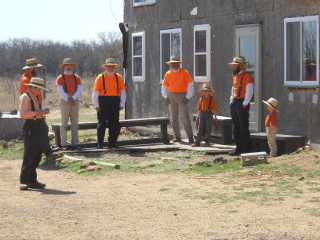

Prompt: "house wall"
[124,0,320,143]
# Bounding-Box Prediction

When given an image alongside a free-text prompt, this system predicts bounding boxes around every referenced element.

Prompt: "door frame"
[235,24,262,132]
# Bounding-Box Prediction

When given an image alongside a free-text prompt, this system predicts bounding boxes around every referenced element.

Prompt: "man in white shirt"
[56,58,83,150]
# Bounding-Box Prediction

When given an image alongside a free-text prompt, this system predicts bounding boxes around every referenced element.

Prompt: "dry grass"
[0,76,95,112]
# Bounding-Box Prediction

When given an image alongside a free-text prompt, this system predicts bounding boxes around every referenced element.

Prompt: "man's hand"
[67,97,75,106]
[95,107,100,112]
[165,97,170,104]
[242,104,247,109]
[182,97,188,105]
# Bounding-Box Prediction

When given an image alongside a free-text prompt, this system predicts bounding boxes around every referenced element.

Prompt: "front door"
[236,24,262,132]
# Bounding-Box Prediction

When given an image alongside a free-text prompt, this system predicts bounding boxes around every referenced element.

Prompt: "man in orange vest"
[228,57,254,156]
[161,56,195,143]
[20,58,58,156]
[56,58,82,150]
[92,58,126,149]
[20,58,43,107]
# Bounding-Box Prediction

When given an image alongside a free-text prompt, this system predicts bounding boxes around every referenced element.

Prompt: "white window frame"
[133,0,156,7]
[194,24,211,82]
[160,28,182,82]
[284,15,319,87]
[132,32,145,82]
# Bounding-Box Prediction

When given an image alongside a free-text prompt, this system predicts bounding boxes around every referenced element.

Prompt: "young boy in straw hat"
[192,83,218,147]
[262,97,279,157]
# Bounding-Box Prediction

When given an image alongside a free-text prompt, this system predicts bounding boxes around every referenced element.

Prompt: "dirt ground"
[1,150,320,240]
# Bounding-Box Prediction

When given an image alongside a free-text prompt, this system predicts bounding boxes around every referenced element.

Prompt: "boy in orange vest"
[262,98,279,157]
[192,83,218,147]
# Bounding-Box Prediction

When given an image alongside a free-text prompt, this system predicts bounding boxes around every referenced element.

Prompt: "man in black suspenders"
[228,57,254,156]
[56,58,83,150]
[19,78,50,190]
[92,58,126,149]
[20,58,58,156]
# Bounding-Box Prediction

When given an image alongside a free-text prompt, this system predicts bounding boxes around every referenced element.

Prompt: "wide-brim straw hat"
[166,56,183,65]
[59,58,78,69]
[22,58,43,70]
[228,57,248,68]
[101,58,120,68]
[198,83,215,94]
[23,77,49,91]
[262,97,279,112]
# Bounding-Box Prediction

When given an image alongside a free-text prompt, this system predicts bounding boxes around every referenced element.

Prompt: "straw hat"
[198,83,215,94]
[101,58,120,68]
[59,58,78,69]
[262,97,279,112]
[24,77,49,91]
[166,56,183,65]
[228,57,248,68]
[22,58,43,70]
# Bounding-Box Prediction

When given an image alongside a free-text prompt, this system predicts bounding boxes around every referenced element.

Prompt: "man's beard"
[31,69,37,76]
[170,65,179,71]
[65,69,73,75]
[232,66,241,77]
[106,69,115,75]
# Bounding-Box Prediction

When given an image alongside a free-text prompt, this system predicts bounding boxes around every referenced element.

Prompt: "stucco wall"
[124,0,320,143]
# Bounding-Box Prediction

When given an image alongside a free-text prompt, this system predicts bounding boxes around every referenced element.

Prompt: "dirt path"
[1,156,320,240]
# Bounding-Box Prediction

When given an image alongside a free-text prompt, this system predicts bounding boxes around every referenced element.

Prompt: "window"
[284,15,319,86]
[132,32,145,82]
[160,28,182,81]
[194,24,211,82]
[133,0,156,7]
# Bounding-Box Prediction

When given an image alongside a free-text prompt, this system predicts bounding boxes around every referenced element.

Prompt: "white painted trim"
[284,15,319,87]
[133,0,156,7]
[193,24,211,83]
[132,32,146,82]
[160,28,182,82]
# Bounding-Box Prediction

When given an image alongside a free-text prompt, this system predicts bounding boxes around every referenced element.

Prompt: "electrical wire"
[109,0,120,24]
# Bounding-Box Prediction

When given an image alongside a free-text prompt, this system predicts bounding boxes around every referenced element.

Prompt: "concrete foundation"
[0,114,24,140]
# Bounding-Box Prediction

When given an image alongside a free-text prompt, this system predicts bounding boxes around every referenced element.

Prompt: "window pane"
[133,57,142,76]
[195,31,206,53]
[286,22,301,81]
[240,37,255,70]
[171,32,180,57]
[195,55,206,76]
[133,36,142,55]
[303,21,317,81]
[134,0,144,3]
[162,33,170,77]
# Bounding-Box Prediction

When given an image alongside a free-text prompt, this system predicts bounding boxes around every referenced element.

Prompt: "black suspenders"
[62,74,78,93]
[237,72,247,98]
[26,92,37,120]
[201,96,213,110]
[102,72,119,96]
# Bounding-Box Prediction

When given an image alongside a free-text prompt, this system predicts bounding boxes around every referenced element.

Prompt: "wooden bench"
[52,117,170,148]
[250,133,305,155]
[192,114,233,144]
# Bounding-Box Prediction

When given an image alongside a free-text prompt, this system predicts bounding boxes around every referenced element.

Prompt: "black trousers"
[20,119,47,184]
[230,98,252,153]
[97,96,121,146]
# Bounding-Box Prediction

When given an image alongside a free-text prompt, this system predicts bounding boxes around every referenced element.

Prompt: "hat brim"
[59,63,78,69]
[166,61,183,65]
[22,63,43,70]
[101,64,120,68]
[198,89,215,94]
[24,83,49,91]
[262,100,279,112]
[228,62,248,68]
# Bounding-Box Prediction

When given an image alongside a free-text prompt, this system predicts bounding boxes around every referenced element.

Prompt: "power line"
[109,0,120,24]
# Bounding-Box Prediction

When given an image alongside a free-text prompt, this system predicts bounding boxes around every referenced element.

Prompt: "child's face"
[202,90,211,96]
[266,105,274,112]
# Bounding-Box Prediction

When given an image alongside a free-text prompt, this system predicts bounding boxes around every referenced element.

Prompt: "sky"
[0,0,124,44]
